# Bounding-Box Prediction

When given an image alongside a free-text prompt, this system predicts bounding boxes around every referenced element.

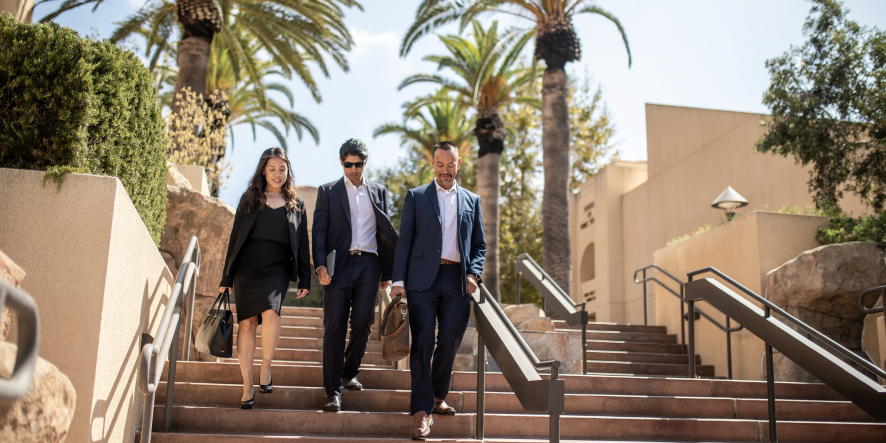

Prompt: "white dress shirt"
[435,179,461,262]
[393,179,460,288]
[344,176,378,254]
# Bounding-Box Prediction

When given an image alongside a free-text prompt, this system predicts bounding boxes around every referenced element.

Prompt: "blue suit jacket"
[392,181,486,295]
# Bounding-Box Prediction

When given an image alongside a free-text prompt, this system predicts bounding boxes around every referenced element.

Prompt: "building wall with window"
[570,103,869,325]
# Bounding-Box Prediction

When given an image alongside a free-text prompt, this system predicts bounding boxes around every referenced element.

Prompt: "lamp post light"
[712,186,748,221]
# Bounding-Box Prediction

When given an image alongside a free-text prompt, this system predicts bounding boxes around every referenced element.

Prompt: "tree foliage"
[0,15,168,245]
[569,70,618,191]
[756,0,886,213]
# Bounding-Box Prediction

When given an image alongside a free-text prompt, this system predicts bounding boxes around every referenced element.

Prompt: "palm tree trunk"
[541,67,572,311]
[477,152,501,301]
[475,112,505,302]
[172,36,212,111]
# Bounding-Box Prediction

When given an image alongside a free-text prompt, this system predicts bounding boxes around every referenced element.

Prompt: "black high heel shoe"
[240,391,255,409]
[259,375,273,394]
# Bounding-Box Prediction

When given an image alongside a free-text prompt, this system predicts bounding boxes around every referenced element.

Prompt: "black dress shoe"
[240,392,255,409]
[259,375,273,394]
[341,376,363,390]
[323,393,341,412]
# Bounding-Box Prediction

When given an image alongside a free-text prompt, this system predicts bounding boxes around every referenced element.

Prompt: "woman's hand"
[219,286,232,294]
[296,289,310,299]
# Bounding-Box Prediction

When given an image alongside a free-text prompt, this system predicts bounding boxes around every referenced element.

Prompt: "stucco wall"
[175,164,210,196]
[0,168,173,442]
[652,211,827,380]
[0,0,34,22]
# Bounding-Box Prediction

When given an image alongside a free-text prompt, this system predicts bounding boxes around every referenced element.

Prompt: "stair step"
[139,434,482,443]
[230,347,391,366]
[584,339,685,354]
[162,363,846,401]
[152,406,886,442]
[580,331,678,343]
[585,350,700,365]
[552,321,668,334]
[234,325,379,340]
[157,382,873,422]
[271,337,384,352]
[232,306,324,318]
[585,360,715,377]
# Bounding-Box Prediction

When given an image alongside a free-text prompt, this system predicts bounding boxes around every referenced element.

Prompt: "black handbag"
[195,289,234,357]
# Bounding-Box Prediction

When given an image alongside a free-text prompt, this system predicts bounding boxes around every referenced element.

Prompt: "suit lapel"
[456,186,468,246]
[286,204,298,244]
[334,178,352,225]
[426,181,441,225]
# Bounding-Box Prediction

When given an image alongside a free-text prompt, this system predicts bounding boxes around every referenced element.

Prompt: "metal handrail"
[633,264,743,378]
[686,268,886,443]
[0,279,39,405]
[515,254,588,374]
[137,236,200,443]
[859,285,885,314]
[688,267,886,379]
[473,281,564,442]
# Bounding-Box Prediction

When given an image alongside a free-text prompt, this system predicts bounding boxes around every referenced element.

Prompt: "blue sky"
[33,0,886,207]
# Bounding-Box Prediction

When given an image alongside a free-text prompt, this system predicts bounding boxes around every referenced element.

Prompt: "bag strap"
[381,309,408,339]
[221,288,230,311]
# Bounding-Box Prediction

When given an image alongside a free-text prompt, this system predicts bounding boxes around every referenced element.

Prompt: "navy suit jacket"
[392,181,486,295]
[312,178,398,281]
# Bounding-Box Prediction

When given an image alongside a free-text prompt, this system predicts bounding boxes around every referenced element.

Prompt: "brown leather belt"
[440,259,459,265]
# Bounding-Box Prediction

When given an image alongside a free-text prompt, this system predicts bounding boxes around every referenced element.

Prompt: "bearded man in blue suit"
[390,141,486,440]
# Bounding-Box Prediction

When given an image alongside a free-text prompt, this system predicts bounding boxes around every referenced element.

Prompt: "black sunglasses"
[343,161,365,169]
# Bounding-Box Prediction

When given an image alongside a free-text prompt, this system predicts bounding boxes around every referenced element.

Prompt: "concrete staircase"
[139,306,886,442]
[552,320,715,377]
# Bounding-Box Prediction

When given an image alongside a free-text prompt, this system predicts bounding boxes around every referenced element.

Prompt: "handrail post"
[726,317,733,380]
[582,322,587,375]
[476,330,485,440]
[164,320,181,432]
[764,305,777,442]
[182,270,196,361]
[516,271,521,305]
[688,299,696,378]
[680,285,686,351]
[642,269,648,325]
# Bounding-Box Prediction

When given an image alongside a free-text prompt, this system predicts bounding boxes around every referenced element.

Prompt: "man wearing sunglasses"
[312,138,398,412]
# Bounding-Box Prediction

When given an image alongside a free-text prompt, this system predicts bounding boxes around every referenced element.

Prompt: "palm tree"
[401,0,631,301]
[374,89,476,161]
[398,20,538,301]
[41,0,361,111]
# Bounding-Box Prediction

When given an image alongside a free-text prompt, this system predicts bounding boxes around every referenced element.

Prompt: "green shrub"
[0,13,167,245]
[818,213,886,245]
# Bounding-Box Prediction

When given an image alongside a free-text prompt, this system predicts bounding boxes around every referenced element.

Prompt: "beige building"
[570,104,868,325]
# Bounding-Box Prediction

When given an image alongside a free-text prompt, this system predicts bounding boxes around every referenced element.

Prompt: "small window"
[581,243,595,282]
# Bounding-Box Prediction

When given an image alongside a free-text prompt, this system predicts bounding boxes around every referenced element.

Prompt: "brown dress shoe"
[411,411,433,440]
[432,398,456,415]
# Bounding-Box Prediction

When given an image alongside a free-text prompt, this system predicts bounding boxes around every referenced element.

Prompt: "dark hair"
[339,138,368,161]
[244,147,301,213]
[432,141,459,158]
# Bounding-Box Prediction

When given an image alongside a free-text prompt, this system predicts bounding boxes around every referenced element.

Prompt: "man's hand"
[296,289,310,299]
[390,285,406,298]
[466,274,478,294]
[318,267,331,286]
[379,280,391,291]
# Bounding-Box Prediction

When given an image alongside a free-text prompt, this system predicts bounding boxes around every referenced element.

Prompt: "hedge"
[0,13,167,245]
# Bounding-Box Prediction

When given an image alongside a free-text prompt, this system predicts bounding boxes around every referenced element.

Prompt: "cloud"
[349,28,402,60]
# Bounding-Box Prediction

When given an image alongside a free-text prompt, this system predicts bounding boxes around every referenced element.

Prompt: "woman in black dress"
[219,147,311,409]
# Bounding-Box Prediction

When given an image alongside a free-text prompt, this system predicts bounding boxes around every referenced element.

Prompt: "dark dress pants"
[322,254,381,396]
[407,264,471,415]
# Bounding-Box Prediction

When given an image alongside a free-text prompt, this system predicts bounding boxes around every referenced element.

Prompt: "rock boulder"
[0,249,25,341]
[161,185,235,298]
[765,242,886,382]
[0,341,76,442]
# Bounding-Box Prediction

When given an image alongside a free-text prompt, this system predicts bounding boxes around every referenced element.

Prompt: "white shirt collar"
[344,176,365,189]
[434,178,458,193]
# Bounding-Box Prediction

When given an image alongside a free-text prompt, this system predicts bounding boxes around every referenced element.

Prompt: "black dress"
[233,205,292,325]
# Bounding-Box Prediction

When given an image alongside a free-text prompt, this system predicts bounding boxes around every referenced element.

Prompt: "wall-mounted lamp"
[712,186,748,221]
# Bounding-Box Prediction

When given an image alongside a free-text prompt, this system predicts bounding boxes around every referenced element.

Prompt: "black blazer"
[312,178,398,281]
[219,193,311,289]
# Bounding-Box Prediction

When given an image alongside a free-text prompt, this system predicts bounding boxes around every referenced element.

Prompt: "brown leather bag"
[380,294,410,361]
